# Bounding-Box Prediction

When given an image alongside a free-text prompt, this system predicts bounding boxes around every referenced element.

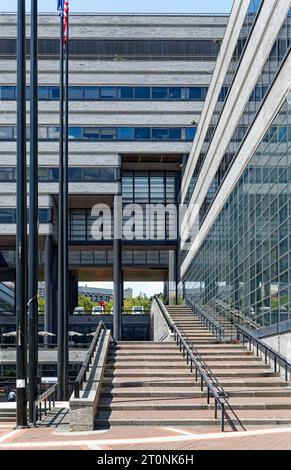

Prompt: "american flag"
[57,0,69,45]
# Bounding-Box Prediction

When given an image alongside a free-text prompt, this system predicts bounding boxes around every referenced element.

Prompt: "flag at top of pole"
[57,0,69,45]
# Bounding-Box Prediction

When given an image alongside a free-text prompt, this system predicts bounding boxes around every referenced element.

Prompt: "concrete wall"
[150,299,174,342]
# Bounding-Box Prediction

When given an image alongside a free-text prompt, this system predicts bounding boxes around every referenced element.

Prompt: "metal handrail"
[186,296,225,341]
[154,296,242,432]
[33,383,57,426]
[236,323,291,382]
[212,299,260,331]
[198,298,291,382]
[74,321,107,398]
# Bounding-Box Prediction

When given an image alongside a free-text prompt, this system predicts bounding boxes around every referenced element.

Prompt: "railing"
[74,321,108,398]
[211,299,260,332]
[236,324,291,382]
[188,297,291,382]
[185,296,225,341]
[33,383,57,426]
[154,296,244,432]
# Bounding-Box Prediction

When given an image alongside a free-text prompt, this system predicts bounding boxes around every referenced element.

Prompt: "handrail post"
[221,403,225,432]
[214,399,218,419]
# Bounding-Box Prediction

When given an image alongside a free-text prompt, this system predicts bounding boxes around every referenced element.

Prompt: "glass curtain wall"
[184,97,291,333]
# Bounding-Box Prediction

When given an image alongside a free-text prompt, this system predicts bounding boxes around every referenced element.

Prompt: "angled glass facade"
[184,98,291,331]
[184,0,263,205]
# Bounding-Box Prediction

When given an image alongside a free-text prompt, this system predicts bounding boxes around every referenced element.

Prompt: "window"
[0,127,13,140]
[135,128,150,139]
[0,209,15,224]
[134,87,150,99]
[117,128,134,140]
[84,87,99,100]
[100,87,117,100]
[48,87,60,100]
[100,128,116,140]
[68,168,82,182]
[169,87,182,99]
[185,127,196,141]
[47,127,60,139]
[68,127,83,140]
[189,87,201,100]
[0,168,15,182]
[69,87,83,100]
[0,86,16,100]
[38,87,48,100]
[152,128,168,140]
[169,128,182,140]
[152,87,168,100]
[120,87,134,99]
[83,128,99,140]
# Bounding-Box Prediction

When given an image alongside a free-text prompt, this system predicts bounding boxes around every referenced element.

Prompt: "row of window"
[0,85,209,102]
[122,171,178,204]
[0,38,221,61]
[0,167,119,183]
[0,126,197,142]
[0,209,51,224]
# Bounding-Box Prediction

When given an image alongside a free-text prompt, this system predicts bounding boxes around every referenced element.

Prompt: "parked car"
[132,306,144,315]
[92,305,104,315]
[73,307,85,315]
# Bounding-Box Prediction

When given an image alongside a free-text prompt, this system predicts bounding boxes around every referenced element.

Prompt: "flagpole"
[28,0,39,425]
[63,10,69,400]
[57,8,65,401]
[16,0,28,428]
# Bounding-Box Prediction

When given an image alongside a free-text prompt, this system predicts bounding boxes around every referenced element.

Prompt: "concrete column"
[113,195,122,341]
[51,243,58,337]
[69,271,78,314]
[44,235,53,342]
[175,248,181,305]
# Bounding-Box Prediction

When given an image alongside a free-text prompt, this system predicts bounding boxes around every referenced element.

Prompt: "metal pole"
[16,0,28,428]
[113,194,122,341]
[57,12,65,401]
[63,16,69,400]
[28,0,39,425]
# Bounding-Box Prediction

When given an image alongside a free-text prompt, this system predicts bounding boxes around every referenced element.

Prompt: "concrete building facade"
[0,13,228,334]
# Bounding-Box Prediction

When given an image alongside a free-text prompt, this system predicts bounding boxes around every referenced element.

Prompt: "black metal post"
[63,17,69,400]
[16,0,28,428]
[28,0,39,425]
[57,13,65,401]
[113,194,122,341]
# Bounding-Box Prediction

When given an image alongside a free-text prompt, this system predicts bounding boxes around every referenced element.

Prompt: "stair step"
[95,417,291,427]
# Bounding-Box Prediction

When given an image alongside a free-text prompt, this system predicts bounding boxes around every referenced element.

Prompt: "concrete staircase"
[95,305,291,429]
[0,403,16,423]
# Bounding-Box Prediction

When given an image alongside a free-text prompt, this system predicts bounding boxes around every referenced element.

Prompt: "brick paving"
[0,423,290,450]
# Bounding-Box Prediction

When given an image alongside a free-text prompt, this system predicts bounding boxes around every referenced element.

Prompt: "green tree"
[78,294,95,313]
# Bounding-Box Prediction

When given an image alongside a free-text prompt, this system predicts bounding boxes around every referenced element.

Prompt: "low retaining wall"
[69,330,112,432]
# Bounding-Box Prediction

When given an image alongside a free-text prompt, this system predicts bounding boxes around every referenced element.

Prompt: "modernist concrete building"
[0,12,228,336]
[181,0,291,354]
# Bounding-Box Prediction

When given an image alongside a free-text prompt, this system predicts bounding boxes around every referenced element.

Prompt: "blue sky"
[1,0,233,14]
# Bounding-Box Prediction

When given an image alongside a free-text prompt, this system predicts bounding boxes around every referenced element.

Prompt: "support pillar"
[44,235,53,343]
[69,271,78,314]
[113,195,122,341]
[175,248,180,305]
